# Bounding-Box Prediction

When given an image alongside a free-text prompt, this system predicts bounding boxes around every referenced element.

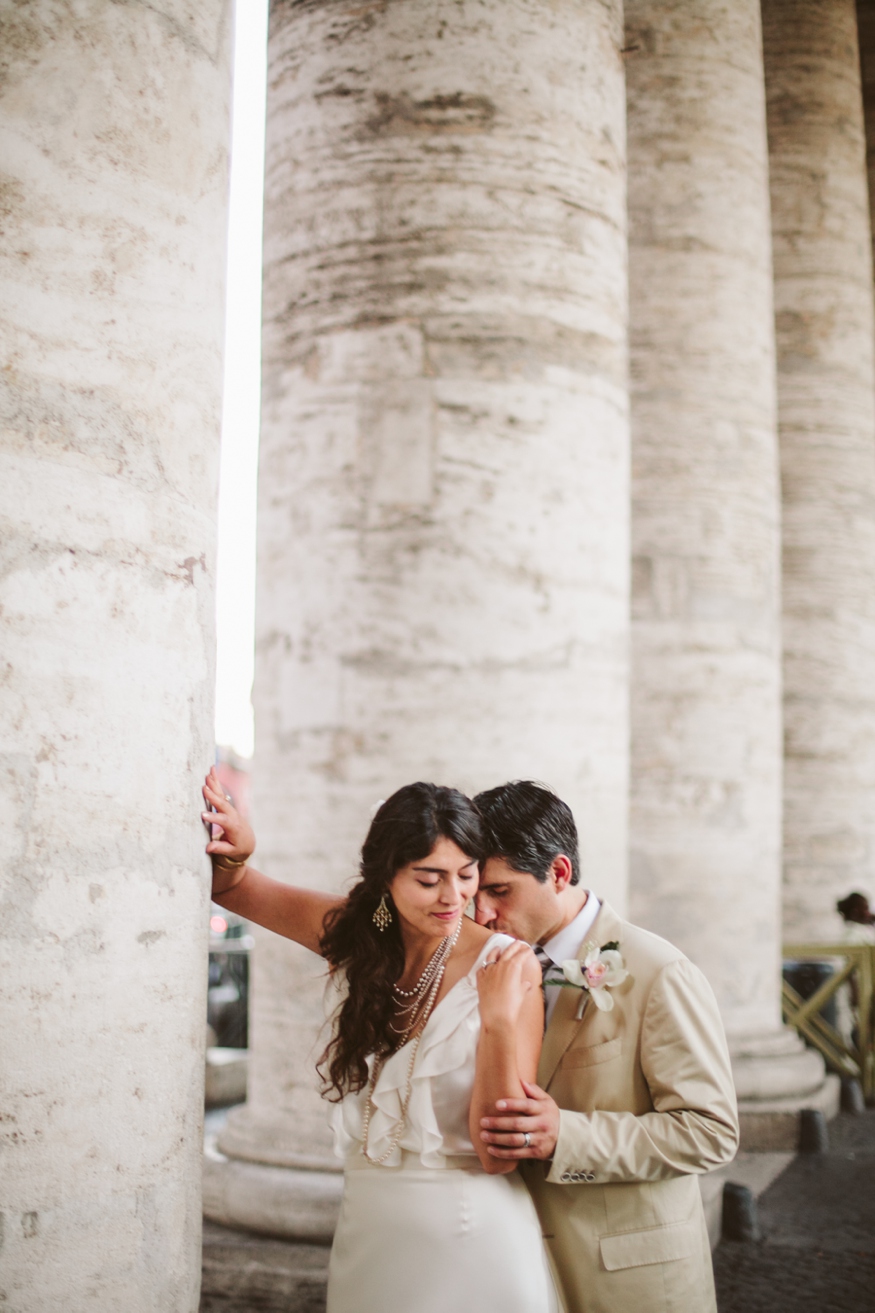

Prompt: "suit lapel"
[537,900,625,1090]
[537,982,581,1087]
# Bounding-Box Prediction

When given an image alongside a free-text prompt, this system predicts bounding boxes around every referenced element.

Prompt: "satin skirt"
[327,1156,560,1313]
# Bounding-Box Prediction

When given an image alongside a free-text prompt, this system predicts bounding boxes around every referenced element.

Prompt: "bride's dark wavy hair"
[318,781,485,1101]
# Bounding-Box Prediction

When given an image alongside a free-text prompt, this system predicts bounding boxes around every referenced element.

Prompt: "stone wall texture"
[763,0,875,942]
[234,0,630,1167]
[0,3,231,1309]
[626,0,784,1036]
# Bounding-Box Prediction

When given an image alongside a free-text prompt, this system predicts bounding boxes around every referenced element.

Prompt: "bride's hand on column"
[202,766,256,895]
[476,939,540,1031]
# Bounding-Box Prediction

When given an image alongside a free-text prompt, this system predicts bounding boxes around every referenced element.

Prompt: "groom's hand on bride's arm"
[479,1080,560,1160]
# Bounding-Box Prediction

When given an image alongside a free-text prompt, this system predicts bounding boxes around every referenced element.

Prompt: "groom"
[473,781,738,1313]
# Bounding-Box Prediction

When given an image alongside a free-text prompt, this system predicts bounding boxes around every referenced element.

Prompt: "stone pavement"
[714,1108,875,1313]
[201,1109,875,1313]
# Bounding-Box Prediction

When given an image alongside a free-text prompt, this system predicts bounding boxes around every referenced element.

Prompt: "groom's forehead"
[479,857,538,887]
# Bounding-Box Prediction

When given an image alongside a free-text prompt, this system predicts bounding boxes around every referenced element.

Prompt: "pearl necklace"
[389,931,457,1033]
[392,936,450,999]
[361,919,463,1165]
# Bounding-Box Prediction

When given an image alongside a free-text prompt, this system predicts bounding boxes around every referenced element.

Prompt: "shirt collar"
[541,891,600,967]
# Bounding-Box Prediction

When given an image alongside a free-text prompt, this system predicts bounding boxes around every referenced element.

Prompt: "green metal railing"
[782,943,875,1102]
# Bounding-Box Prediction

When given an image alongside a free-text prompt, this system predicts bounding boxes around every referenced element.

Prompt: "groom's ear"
[549,854,574,893]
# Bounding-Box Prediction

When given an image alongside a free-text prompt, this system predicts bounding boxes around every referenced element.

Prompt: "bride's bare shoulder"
[459,918,503,954]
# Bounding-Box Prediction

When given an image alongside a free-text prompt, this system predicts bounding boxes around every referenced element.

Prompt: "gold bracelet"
[213,854,249,869]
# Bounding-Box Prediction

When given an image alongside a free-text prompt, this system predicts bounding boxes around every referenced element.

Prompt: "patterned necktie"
[533,944,553,1030]
[533,944,553,980]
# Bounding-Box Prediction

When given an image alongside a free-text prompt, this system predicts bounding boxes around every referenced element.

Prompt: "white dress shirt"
[539,891,601,1024]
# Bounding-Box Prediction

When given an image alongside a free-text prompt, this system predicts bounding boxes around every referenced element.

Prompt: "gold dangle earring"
[373,892,392,932]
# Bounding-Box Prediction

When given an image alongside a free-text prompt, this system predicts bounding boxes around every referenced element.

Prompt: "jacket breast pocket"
[561,1037,622,1069]
[599,1219,698,1271]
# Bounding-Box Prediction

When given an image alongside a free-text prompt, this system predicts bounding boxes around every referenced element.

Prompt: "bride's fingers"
[496,940,529,960]
[202,810,227,829]
[486,945,524,970]
[203,782,233,812]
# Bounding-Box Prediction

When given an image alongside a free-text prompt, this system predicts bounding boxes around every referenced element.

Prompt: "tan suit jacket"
[522,901,738,1313]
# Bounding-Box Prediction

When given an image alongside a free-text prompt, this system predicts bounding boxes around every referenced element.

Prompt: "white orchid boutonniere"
[546,941,630,1017]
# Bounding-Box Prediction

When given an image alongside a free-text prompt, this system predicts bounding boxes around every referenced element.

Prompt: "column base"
[216,1103,340,1173]
[203,1139,342,1242]
[738,1074,841,1150]
[730,1028,841,1150]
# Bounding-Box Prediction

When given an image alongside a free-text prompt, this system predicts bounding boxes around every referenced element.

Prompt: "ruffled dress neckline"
[332,931,515,1169]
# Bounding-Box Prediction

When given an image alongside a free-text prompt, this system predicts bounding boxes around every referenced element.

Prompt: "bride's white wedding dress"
[328,933,559,1313]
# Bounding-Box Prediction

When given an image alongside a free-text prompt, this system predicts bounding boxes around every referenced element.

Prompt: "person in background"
[835,891,875,1048]
[836,891,875,945]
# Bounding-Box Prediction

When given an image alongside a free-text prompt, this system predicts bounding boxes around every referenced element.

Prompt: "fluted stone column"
[206,0,630,1236]
[0,4,231,1309]
[626,0,831,1145]
[762,0,875,943]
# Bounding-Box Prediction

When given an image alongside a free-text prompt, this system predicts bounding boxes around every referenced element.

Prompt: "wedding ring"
[523,1132,531,1148]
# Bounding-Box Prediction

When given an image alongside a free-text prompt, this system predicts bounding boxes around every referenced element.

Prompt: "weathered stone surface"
[625,0,784,1037]
[227,0,630,1186]
[206,1049,249,1108]
[0,3,231,1309]
[200,1223,328,1313]
[858,0,875,276]
[763,0,875,941]
[203,1145,342,1242]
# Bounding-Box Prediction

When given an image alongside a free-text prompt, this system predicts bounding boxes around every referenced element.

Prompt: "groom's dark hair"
[474,781,580,885]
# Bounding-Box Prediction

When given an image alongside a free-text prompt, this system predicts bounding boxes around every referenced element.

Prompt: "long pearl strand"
[389,931,456,1033]
[361,919,463,1165]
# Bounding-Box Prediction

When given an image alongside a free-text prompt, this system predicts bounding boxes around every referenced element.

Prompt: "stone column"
[626,0,832,1146]
[858,1,875,275]
[207,0,630,1235]
[0,5,231,1310]
[762,0,875,943]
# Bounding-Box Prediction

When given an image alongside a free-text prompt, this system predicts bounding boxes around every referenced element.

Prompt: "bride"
[203,768,558,1313]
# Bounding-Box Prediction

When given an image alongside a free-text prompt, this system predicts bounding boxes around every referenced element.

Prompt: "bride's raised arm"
[470,940,543,1175]
[202,767,342,955]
